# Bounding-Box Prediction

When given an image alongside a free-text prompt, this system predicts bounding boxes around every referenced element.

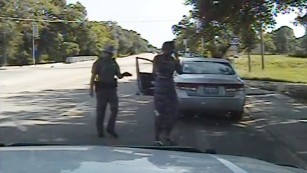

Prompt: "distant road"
[0,53,154,95]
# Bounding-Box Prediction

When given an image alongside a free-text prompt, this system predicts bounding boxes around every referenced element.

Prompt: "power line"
[0,16,81,23]
[0,16,178,24]
[1,14,188,26]
[116,19,179,23]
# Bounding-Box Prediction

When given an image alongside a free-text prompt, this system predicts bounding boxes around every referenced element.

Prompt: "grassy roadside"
[234,55,307,84]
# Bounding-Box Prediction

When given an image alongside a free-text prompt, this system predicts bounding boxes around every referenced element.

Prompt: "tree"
[296,13,307,30]
[87,21,114,56]
[176,0,307,56]
[62,42,80,58]
[294,34,307,57]
[301,35,307,52]
[185,0,307,28]
[272,26,296,54]
[263,33,276,54]
[0,0,150,65]
[173,15,219,55]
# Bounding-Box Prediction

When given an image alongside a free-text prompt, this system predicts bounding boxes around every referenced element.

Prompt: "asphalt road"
[1,53,307,169]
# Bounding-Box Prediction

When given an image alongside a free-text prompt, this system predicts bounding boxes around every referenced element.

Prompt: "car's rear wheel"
[229,111,244,121]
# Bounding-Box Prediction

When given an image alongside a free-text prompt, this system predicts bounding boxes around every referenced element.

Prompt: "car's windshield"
[1,0,307,172]
[182,61,235,75]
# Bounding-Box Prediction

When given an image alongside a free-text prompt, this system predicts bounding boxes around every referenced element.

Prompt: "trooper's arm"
[152,55,159,76]
[115,61,124,79]
[90,61,98,96]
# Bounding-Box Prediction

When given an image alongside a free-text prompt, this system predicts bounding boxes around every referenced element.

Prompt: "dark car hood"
[0,146,306,173]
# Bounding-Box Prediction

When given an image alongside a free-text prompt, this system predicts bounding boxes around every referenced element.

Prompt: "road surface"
[1,53,307,169]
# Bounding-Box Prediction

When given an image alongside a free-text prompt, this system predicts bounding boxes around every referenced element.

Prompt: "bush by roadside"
[289,50,307,58]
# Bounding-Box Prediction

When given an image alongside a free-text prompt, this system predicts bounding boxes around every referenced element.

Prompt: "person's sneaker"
[154,141,164,146]
[107,130,119,138]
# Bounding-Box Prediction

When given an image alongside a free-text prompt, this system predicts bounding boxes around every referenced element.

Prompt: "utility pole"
[201,36,205,55]
[3,29,7,66]
[32,22,38,65]
[183,39,187,53]
[248,50,251,72]
[2,19,8,66]
[260,23,265,70]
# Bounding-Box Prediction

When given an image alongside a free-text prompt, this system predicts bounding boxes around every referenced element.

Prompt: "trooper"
[90,45,132,138]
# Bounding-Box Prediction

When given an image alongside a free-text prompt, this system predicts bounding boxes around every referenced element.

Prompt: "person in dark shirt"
[152,41,182,146]
[90,45,131,138]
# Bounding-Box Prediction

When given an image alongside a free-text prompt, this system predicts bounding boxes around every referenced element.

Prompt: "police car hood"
[0,146,306,173]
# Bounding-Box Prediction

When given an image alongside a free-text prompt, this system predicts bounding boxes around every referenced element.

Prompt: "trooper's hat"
[103,45,114,54]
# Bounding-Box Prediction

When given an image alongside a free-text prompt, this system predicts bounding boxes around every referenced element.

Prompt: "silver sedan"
[136,57,246,120]
[175,58,246,120]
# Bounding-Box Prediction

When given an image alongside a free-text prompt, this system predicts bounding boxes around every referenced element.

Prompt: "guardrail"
[65,56,98,63]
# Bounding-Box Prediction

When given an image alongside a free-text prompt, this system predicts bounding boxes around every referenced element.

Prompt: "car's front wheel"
[229,111,244,121]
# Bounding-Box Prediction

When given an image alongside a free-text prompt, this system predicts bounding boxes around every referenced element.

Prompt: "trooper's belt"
[94,80,117,90]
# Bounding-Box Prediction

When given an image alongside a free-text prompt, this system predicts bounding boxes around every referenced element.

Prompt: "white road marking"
[10,114,28,132]
[211,155,248,173]
[59,101,91,116]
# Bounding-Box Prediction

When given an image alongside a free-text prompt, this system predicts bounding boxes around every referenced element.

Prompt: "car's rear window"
[182,61,235,75]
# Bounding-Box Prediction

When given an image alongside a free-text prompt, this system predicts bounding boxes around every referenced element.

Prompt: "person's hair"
[162,41,175,52]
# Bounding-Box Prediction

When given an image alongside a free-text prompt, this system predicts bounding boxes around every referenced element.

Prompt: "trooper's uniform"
[92,56,122,136]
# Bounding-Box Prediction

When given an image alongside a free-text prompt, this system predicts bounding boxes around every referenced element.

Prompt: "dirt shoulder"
[244,80,307,103]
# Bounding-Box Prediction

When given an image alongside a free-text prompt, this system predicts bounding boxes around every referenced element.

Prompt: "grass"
[233,55,307,84]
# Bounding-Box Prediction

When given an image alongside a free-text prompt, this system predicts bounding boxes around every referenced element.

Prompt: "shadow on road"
[1,80,307,168]
[244,94,307,167]
[0,80,153,146]
[245,94,307,140]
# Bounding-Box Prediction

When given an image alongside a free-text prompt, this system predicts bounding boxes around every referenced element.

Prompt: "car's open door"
[136,57,154,96]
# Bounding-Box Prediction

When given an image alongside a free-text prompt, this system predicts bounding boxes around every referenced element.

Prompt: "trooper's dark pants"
[96,88,118,133]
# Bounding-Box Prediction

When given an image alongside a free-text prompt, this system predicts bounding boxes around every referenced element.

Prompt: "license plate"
[197,86,218,95]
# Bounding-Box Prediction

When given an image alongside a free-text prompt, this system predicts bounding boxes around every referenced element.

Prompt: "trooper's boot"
[166,138,177,146]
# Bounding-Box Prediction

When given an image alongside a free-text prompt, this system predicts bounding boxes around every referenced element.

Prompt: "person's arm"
[90,62,97,97]
[174,52,183,74]
[152,55,159,76]
[115,61,123,79]
[175,60,182,75]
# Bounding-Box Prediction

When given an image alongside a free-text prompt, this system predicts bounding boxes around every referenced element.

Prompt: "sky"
[67,0,306,47]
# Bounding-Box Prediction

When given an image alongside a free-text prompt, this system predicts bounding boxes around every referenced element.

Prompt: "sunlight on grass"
[234,55,307,83]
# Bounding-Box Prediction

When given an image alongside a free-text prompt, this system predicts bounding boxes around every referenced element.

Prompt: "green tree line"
[0,0,153,66]
[263,26,307,57]
[172,0,307,58]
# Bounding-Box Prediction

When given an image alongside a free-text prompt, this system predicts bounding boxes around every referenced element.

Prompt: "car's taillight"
[176,83,198,91]
[225,84,245,92]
